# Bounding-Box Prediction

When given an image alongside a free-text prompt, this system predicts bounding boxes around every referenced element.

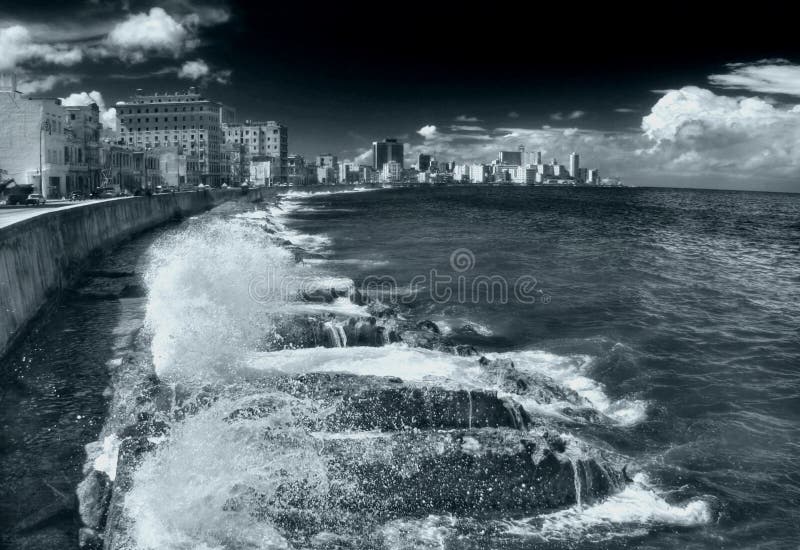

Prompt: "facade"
[569,152,580,178]
[250,156,276,186]
[224,120,288,184]
[288,155,311,186]
[469,164,490,183]
[360,165,376,184]
[339,161,359,184]
[417,153,431,171]
[499,150,522,166]
[0,74,107,198]
[116,88,226,186]
[373,138,404,171]
[380,160,402,183]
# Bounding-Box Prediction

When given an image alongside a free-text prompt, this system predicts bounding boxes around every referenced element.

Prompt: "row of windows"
[118,105,215,115]
[123,116,216,123]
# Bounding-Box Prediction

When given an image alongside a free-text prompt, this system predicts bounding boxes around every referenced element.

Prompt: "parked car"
[26,193,46,205]
[70,192,84,201]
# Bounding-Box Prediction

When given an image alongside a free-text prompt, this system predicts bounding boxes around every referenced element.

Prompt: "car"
[70,192,84,201]
[25,193,46,205]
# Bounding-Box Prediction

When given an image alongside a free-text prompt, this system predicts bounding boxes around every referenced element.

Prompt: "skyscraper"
[417,153,431,171]
[373,138,404,171]
[569,152,580,179]
[499,150,522,166]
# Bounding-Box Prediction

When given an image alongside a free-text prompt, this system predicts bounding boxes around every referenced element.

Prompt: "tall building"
[499,150,522,166]
[373,138,404,171]
[116,88,227,186]
[569,152,580,178]
[224,120,288,184]
[417,153,431,171]
[533,151,542,165]
[380,160,402,183]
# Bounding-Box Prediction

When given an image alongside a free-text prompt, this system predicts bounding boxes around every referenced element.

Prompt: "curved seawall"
[0,188,267,358]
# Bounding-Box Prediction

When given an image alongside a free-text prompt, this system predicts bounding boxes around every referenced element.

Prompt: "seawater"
[1,186,798,549]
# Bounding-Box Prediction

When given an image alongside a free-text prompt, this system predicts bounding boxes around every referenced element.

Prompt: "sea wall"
[0,188,268,358]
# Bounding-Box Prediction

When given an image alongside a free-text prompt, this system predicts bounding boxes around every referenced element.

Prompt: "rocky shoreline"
[69,204,631,549]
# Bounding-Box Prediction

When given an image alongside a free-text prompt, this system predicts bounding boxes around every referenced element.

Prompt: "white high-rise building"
[569,152,580,178]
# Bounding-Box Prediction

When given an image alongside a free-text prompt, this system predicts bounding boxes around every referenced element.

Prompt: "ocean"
[1,185,799,549]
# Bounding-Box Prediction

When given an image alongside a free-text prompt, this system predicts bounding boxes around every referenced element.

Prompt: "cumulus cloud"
[417,125,438,139]
[455,115,479,122]
[178,59,210,79]
[709,59,800,97]
[639,85,800,176]
[60,91,118,131]
[106,7,194,62]
[0,24,83,71]
[551,110,586,121]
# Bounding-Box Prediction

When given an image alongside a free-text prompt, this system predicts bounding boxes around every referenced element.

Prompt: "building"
[339,162,359,184]
[569,152,580,178]
[116,88,227,186]
[250,156,276,186]
[417,153,431,172]
[469,164,490,183]
[288,155,310,186]
[224,120,288,184]
[380,160,402,183]
[360,165,376,184]
[373,138,403,172]
[0,73,107,198]
[499,150,522,166]
[587,168,599,184]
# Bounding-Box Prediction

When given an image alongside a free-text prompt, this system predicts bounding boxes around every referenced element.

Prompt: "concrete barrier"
[0,187,268,358]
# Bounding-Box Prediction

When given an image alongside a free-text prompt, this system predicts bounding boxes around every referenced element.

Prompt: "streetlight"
[39,119,51,197]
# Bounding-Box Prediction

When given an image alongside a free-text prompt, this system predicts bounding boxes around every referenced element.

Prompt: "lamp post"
[39,119,51,197]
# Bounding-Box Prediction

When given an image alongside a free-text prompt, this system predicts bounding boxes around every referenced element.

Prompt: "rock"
[398,330,439,349]
[78,527,104,549]
[415,319,440,334]
[118,284,146,298]
[239,428,623,537]
[77,470,112,531]
[366,300,397,318]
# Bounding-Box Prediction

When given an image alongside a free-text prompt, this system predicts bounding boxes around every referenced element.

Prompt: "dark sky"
[3,1,800,190]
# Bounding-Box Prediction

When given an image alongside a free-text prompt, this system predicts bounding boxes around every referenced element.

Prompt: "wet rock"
[415,319,440,334]
[478,357,604,422]
[247,428,624,536]
[398,330,439,349]
[77,470,112,531]
[367,300,397,318]
[78,527,104,549]
[452,344,479,357]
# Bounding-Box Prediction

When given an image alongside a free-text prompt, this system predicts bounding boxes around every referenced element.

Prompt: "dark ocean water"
[279,185,800,549]
[1,186,798,550]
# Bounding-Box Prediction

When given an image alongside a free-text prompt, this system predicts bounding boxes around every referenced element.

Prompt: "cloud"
[507,111,520,119]
[178,59,210,79]
[417,125,438,139]
[614,108,636,113]
[106,7,194,62]
[551,110,586,121]
[17,74,80,93]
[709,59,800,97]
[0,24,83,71]
[455,115,479,122]
[639,85,800,176]
[60,90,118,131]
[450,125,486,132]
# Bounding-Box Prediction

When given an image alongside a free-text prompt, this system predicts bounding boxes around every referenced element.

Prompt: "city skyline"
[2,1,800,191]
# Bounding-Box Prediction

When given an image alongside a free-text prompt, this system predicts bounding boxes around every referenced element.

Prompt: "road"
[0,200,122,230]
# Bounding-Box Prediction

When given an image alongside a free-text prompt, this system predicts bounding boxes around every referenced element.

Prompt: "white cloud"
[455,115,479,122]
[0,24,83,71]
[639,85,800,176]
[615,108,636,113]
[106,7,193,62]
[709,59,800,97]
[178,59,210,79]
[17,74,80,94]
[551,110,586,121]
[60,91,118,131]
[507,111,520,119]
[417,125,438,139]
[450,125,485,132]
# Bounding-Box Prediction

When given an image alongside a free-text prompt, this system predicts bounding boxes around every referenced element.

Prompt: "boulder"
[77,470,112,531]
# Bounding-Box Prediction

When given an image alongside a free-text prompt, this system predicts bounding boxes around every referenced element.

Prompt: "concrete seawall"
[0,187,268,358]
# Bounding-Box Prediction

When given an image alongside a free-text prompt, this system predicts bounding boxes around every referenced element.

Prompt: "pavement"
[0,199,123,230]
